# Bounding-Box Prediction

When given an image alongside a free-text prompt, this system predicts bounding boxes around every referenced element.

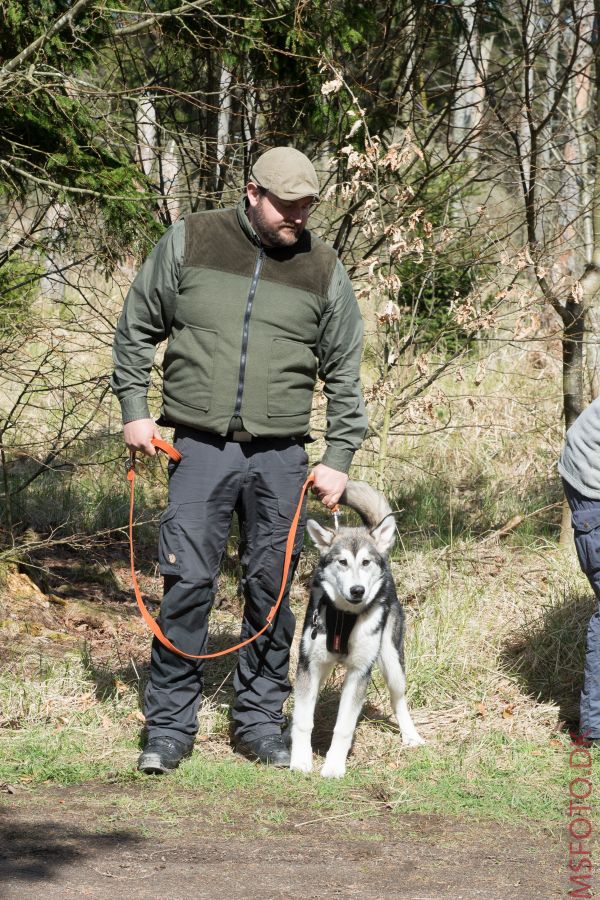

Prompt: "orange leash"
[127,437,313,660]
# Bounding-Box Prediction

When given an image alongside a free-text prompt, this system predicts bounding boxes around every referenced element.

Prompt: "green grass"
[0,641,571,827]
[0,720,567,825]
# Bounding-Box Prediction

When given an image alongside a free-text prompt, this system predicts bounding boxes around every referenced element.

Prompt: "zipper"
[234,247,265,417]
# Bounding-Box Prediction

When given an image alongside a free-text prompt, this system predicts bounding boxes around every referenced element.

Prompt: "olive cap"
[250,146,320,201]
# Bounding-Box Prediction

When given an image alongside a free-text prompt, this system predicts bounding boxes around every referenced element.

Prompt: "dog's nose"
[350,585,365,600]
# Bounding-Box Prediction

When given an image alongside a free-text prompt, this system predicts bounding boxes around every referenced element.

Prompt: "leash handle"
[127,436,182,471]
[128,438,313,660]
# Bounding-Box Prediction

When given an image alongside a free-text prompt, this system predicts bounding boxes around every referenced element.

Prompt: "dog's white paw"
[320,755,347,779]
[290,749,313,773]
[402,731,425,747]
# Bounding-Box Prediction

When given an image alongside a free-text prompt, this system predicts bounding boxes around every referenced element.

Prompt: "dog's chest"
[324,605,356,654]
[303,605,384,668]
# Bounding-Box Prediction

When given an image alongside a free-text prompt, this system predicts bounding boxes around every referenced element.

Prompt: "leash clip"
[331,506,340,531]
[125,450,136,474]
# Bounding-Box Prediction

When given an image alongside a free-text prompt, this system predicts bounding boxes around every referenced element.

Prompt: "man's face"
[246,183,314,247]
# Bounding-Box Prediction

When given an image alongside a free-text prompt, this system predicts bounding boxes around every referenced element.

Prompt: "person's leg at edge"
[562,479,600,741]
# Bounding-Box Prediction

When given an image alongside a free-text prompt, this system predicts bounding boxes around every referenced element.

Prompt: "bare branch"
[0,0,97,76]
[111,0,213,38]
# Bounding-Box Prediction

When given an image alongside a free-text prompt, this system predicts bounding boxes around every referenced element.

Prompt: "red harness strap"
[127,437,313,659]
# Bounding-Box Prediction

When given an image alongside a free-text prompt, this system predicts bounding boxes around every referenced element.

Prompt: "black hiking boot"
[138,736,194,774]
[234,734,291,767]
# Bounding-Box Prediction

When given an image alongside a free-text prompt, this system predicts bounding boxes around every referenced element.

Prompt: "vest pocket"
[163,324,217,412]
[267,338,317,418]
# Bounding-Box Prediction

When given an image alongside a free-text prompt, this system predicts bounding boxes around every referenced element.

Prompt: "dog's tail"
[341,480,393,530]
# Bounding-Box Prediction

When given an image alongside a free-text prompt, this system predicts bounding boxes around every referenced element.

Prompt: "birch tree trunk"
[40,202,70,305]
[215,65,233,198]
[450,0,483,158]
[574,0,600,398]
[136,95,156,178]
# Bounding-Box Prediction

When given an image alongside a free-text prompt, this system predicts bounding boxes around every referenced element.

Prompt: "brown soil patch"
[1,783,567,899]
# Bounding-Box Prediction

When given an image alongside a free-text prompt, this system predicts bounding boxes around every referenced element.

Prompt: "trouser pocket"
[158,500,230,582]
[572,508,600,575]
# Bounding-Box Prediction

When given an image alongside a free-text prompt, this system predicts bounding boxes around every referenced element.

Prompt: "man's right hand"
[123,418,162,457]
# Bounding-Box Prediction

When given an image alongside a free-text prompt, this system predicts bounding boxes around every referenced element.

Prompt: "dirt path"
[1,784,566,899]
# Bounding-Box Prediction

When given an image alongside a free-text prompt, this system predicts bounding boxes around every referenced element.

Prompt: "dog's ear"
[307,519,335,550]
[370,516,396,555]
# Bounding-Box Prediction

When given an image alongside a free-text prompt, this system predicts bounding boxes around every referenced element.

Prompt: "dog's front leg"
[378,623,424,747]
[321,667,369,779]
[290,658,329,773]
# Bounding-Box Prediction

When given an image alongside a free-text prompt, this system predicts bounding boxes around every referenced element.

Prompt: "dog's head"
[306,517,395,611]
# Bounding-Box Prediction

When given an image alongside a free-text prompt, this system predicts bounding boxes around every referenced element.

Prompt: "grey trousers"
[563,478,600,738]
[144,427,308,743]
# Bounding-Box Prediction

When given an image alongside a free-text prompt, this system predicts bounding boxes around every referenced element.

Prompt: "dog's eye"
[362,559,371,567]
[337,558,348,567]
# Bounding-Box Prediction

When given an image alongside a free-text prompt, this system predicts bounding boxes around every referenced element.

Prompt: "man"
[559,396,600,745]
[111,146,367,772]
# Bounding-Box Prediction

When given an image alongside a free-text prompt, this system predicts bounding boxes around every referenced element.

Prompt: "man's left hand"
[311,464,348,509]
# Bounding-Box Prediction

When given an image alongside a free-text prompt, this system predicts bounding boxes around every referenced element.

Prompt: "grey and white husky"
[290,480,424,778]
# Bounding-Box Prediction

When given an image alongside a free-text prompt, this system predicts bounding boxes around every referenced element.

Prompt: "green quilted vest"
[160,205,338,437]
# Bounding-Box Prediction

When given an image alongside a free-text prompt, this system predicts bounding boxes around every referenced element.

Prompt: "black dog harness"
[324,604,358,655]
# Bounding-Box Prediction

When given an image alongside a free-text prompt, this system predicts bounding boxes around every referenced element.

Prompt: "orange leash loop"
[127,437,314,660]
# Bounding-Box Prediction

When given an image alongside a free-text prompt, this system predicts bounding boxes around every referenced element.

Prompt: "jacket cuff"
[320,447,355,474]
[120,396,151,424]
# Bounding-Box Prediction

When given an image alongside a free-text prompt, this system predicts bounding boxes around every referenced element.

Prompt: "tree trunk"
[136,95,156,178]
[563,298,585,430]
[201,54,219,208]
[558,296,585,547]
[160,139,180,225]
[450,0,483,158]
[216,65,233,198]
[581,0,600,396]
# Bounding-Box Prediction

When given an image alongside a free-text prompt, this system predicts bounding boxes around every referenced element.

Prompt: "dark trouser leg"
[144,430,245,742]
[563,479,600,738]
[232,440,308,741]
[581,606,600,738]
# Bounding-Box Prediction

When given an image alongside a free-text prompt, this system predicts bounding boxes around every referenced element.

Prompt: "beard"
[251,200,305,247]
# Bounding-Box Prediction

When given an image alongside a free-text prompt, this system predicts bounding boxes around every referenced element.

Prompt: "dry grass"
[0,325,586,821]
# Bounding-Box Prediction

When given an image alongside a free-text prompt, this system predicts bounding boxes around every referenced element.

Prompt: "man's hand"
[311,463,348,509]
[123,418,162,457]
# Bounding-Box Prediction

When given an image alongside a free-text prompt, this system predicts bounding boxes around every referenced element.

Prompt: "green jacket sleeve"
[317,258,368,473]
[110,219,184,424]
